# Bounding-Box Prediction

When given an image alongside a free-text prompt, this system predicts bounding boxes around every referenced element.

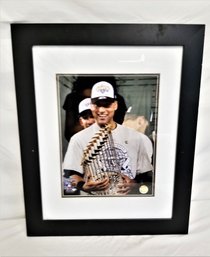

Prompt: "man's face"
[79,116,95,129]
[91,99,118,126]
[79,111,95,129]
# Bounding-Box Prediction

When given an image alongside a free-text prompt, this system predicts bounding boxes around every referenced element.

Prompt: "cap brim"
[91,96,115,104]
[79,109,92,117]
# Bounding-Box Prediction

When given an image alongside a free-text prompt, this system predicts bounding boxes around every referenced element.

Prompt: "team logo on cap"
[96,84,110,94]
[84,102,90,108]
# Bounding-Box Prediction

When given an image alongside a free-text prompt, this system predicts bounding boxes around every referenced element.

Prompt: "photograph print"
[58,74,159,197]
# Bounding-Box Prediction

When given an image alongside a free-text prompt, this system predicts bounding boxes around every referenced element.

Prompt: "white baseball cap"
[91,81,115,103]
[78,98,92,114]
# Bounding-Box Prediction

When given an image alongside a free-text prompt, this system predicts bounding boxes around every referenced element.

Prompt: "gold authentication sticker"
[139,185,149,194]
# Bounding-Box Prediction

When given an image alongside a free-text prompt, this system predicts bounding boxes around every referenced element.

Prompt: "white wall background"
[0,0,210,256]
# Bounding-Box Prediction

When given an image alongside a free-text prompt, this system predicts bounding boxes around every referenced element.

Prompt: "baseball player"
[78,98,95,129]
[123,113,149,134]
[63,81,153,195]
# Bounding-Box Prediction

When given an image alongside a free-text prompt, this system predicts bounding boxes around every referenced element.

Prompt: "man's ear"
[113,101,118,111]
[137,116,143,125]
[137,116,149,133]
[79,117,84,127]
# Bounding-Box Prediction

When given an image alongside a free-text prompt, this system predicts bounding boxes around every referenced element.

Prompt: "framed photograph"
[57,73,158,197]
[11,24,205,236]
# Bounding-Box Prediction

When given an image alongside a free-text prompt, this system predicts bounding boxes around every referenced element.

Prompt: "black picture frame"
[11,24,205,236]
